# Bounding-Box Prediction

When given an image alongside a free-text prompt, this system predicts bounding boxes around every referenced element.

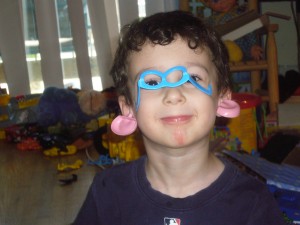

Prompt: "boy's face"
[207,0,237,13]
[121,38,222,149]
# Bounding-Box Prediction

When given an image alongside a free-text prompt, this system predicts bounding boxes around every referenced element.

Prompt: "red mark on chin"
[174,128,185,145]
[160,115,192,145]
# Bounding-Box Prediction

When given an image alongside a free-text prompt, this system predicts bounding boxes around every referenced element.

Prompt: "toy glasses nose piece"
[111,114,137,136]
[166,70,184,83]
[217,100,240,118]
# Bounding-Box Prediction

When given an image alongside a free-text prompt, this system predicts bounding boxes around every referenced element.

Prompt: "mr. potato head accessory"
[111,66,240,136]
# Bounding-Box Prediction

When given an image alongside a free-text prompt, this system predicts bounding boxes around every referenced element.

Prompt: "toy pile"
[86,115,145,168]
[0,87,107,153]
[0,86,145,171]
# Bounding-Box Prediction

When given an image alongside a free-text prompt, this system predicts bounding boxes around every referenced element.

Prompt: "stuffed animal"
[203,0,263,60]
[38,86,116,127]
[78,87,118,116]
[78,90,107,116]
[37,87,93,127]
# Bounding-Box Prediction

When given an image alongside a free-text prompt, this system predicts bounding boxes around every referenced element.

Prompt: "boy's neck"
[144,145,224,198]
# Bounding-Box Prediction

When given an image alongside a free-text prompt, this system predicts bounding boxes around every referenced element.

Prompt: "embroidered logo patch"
[164,217,181,225]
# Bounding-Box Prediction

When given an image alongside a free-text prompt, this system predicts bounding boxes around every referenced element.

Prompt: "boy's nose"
[163,87,186,105]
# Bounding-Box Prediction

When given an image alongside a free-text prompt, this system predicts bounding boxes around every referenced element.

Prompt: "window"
[21,0,101,93]
[138,0,146,18]
[0,54,8,93]
[2,0,172,95]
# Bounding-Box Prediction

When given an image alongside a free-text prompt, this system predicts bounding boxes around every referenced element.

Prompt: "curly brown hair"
[110,10,231,105]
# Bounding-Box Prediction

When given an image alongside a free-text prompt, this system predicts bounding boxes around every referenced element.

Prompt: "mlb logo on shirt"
[164,217,181,225]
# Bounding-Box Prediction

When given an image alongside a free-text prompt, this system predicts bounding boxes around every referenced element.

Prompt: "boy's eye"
[144,74,162,86]
[146,80,160,86]
[190,74,202,82]
[187,74,204,84]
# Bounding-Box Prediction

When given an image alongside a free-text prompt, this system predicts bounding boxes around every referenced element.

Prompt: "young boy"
[73,11,285,225]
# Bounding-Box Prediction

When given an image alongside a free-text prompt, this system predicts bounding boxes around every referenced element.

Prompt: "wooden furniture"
[179,0,280,113]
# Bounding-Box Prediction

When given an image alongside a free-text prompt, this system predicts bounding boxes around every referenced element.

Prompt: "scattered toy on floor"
[57,159,83,172]
[43,145,77,157]
[58,174,78,186]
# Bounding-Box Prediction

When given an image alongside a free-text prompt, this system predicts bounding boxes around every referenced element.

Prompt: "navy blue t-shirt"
[73,156,286,225]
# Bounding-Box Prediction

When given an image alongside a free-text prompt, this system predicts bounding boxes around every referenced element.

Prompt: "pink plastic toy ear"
[217,99,240,118]
[111,113,137,136]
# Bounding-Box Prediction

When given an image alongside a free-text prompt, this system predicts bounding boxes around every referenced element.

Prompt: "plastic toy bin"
[0,94,10,122]
[98,116,145,162]
[228,93,262,153]
[212,93,263,153]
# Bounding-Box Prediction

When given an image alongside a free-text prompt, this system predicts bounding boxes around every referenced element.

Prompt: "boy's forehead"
[127,38,211,61]
[126,39,215,78]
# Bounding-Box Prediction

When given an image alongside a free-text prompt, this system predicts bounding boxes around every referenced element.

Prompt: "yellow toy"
[223,40,243,63]
[108,135,143,162]
[57,159,83,172]
[43,145,77,157]
[96,115,145,162]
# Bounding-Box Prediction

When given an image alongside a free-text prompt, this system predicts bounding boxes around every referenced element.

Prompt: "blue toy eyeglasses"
[136,65,213,110]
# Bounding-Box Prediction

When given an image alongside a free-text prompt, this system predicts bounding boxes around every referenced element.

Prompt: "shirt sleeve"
[246,187,287,225]
[72,170,122,225]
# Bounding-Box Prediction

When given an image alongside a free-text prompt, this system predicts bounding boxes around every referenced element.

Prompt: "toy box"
[211,93,265,153]
[0,94,10,122]
[97,115,145,162]
[9,94,40,124]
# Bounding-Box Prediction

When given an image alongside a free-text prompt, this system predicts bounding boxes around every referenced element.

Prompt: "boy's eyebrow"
[132,66,158,83]
[132,63,211,83]
[184,63,211,76]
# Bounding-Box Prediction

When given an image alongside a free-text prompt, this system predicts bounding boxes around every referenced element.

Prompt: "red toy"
[16,137,41,151]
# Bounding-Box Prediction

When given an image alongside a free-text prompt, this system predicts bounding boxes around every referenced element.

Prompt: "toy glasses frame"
[136,65,213,110]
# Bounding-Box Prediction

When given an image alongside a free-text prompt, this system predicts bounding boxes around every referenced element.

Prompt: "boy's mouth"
[160,115,193,124]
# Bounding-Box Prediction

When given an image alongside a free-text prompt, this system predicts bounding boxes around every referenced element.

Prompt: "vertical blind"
[0,0,178,96]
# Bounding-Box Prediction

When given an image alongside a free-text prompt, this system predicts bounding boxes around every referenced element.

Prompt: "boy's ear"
[111,95,137,136]
[118,95,134,116]
[218,91,232,104]
[217,91,240,118]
